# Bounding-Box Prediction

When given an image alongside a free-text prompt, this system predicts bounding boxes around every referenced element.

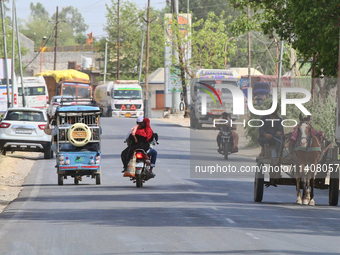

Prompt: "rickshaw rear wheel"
[96,174,101,185]
[58,174,63,185]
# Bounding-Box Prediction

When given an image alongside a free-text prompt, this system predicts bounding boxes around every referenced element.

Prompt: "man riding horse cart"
[254,114,339,206]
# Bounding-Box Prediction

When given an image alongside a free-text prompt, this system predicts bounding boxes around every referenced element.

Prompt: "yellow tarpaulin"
[35,69,90,83]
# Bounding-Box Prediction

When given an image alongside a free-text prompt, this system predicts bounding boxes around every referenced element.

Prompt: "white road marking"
[246,232,259,240]
[225,218,235,224]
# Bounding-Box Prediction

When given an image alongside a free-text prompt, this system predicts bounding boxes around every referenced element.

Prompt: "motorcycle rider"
[121,117,151,172]
[215,112,239,154]
[124,117,158,177]
[258,103,283,157]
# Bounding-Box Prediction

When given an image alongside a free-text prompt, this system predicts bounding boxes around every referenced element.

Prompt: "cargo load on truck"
[94,80,143,118]
[35,69,92,102]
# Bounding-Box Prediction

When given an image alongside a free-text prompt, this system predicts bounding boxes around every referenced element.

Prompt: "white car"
[47,96,76,116]
[0,108,53,159]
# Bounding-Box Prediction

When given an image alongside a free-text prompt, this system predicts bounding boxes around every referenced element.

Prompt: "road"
[0,118,340,254]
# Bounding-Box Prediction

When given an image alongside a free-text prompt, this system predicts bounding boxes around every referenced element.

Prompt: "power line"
[24,25,56,69]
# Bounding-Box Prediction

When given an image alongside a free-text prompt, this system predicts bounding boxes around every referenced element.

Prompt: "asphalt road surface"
[0,118,340,254]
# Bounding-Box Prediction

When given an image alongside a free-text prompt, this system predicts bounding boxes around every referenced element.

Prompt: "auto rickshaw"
[55,103,101,185]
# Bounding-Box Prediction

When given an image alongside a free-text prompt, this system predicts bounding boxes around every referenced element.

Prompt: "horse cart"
[254,130,339,206]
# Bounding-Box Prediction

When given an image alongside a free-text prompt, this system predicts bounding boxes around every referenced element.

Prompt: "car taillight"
[38,124,46,130]
[0,122,11,128]
[71,102,77,105]
[46,95,49,102]
[14,93,17,105]
[52,102,60,106]
[136,152,144,159]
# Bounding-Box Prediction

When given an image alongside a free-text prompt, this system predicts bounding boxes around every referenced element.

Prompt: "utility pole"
[14,0,25,107]
[104,42,108,83]
[117,0,120,80]
[54,6,58,70]
[138,5,147,85]
[11,0,15,107]
[337,17,340,126]
[1,0,10,108]
[277,39,284,89]
[247,5,251,87]
[144,0,151,118]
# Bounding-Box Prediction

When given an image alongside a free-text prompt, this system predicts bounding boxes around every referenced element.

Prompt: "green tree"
[166,12,237,116]
[103,0,164,80]
[52,6,89,34]
[19,2,89,47]
[230,0,340,78]
[29,2,49,19]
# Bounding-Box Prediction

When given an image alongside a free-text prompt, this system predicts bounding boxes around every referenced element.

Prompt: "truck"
[36,70,93,102]
[190,69,240,129]
[94,80,144,118]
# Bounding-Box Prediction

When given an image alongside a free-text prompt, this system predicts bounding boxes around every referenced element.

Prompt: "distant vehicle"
[37,70,93,101]
[0,107,52,159]
[47,95,76,116]
[94,80,143,117]
[253,82,271,105]
[15,76,49,109]
[190,69,240,129]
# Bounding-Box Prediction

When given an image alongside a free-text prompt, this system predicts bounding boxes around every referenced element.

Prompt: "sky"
[15,0,166,38]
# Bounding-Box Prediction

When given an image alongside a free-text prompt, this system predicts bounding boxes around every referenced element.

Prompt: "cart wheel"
[74,177,79,185]
[96,174,101,185]
[58,174,63,185]
[329,170,339,206]
[224,142,229,160]
[254,162,264,202]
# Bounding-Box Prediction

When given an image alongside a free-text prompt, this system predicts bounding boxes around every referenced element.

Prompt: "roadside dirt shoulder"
[0,152,36,213]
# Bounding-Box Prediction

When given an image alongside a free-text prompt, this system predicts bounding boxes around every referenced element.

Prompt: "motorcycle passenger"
[215,112,239,153]
[124,117,158,177]
[121,117,152,172]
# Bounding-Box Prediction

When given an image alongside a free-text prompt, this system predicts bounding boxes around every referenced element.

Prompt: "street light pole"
[224,37,235,68]
[40,36,46,73]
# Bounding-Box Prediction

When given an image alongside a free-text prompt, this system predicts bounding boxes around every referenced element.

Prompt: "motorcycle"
[218,125,236,160]
[123,133,159,187]
[123,149,154,187]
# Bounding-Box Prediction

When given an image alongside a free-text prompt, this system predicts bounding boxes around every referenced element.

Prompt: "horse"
[294,113,322,205]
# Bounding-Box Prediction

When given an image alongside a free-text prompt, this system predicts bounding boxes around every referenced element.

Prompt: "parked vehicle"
[15,76,49,109]
[190,69,240,129]
[55,103,101,185]
[0,107,52,159]
[94,80,143,118]
[47,95,76,116]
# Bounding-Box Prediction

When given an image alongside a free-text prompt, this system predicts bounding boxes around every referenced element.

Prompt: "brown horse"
[294,114,322,205]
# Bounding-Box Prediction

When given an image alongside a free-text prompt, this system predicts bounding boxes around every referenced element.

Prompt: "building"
[140,68,165,118]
